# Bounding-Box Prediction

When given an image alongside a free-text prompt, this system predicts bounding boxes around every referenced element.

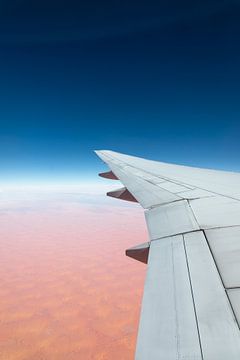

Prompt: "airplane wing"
[95,150,240,360]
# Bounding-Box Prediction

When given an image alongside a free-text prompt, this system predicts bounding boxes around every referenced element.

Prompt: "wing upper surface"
[96,150,240,200]
[96,150,240,359]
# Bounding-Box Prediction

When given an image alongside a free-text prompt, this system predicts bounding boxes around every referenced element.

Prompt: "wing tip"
[94,149,103,155]
[94,149,109,152]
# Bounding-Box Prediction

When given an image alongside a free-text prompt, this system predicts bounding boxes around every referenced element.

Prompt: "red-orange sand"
[0,190,147,359]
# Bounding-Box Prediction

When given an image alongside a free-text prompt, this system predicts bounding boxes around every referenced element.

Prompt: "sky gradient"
[1,2,240,359]
[1,0,240,185]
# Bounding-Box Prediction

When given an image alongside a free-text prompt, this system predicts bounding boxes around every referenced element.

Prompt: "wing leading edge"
[95,150,240,360]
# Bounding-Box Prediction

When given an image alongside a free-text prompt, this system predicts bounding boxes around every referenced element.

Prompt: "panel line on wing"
[202,229,240,332]
[96,150,240,203]
[135,235,203,360]
[126,164,240,202]
[187,199,201,228]
[183,235,204,360]
[184,231,240,359]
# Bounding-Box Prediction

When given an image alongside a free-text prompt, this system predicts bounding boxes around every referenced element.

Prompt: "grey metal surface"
[95,150,240,359]
[205,227,240,288]
[95,150,240,199]
[123,165,167,184]
[107,164,180,208]
[184,231,240,359]
[145,200,199,239]
[135,235,202,360]
[190,196,240,229]
[227,289,240,327]
[157,181,191,193]
[174,188,214,199]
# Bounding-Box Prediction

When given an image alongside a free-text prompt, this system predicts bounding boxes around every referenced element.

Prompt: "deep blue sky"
[1,0,240,184]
